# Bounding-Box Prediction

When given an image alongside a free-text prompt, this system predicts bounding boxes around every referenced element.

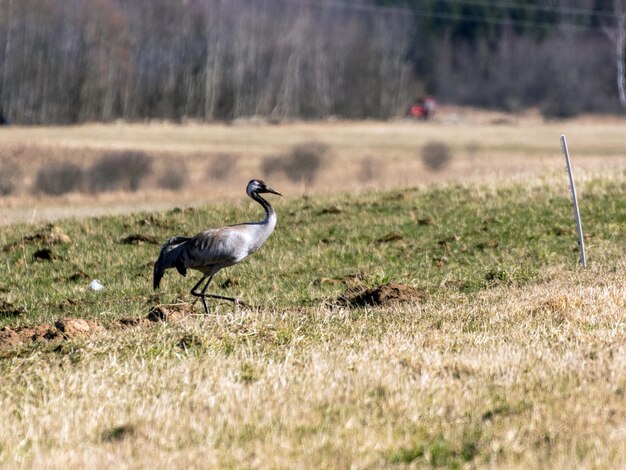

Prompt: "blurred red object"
[409,96,437,120]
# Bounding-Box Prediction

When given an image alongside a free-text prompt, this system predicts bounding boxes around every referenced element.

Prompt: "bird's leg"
[202,282,242,304]
[204,293,251,309]
[190,275,210,298]
[190,275,212,314]
[191,274,251,312]
[200,280,251,309]
[205,293,239,302]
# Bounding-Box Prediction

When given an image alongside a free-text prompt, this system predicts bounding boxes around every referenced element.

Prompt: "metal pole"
[560,135,587,267]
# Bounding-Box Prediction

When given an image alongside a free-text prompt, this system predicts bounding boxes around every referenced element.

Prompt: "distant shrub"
[260,155,284,178]
[207,154,237,180]
[261,142,328,185]
[158,162,188,190]
[87,151,152,192]
[421,142,452,172]
[541,82,581,119]
[283,142,327,185]
[33,162,83,195]
[359,157,381,181]
[465,142,480,157]
[261,142,327,185]
[0,162,21,196]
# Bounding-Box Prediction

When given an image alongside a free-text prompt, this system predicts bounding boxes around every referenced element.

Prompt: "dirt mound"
[318,206,342,215]
[116,317,152,328]
[1,317,115,349]
[2,224,71,252]
[337,282,424,308]
[23,225,72,245]
[2,302,212,349]
[118,234,159,245]
[33,247,59,261]
[0,299,24,319]
[67,270,90,283]
[19,324,59,341]
[55,318,103,338]
[117,303,194,328]
[0,328,21,347]
[0,323,59,348]
[146,303,194,322]
[376,231,404,243]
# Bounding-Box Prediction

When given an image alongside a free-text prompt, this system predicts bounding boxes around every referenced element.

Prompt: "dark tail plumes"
[153,263,165,290]
[153,236,191,290]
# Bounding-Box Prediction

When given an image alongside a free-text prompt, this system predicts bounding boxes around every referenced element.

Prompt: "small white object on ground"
[88,279,104,291]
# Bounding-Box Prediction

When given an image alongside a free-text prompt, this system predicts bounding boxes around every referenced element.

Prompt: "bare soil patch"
[0,328,21,347]
[32,247,58,261]
[376,231,404,243]
[144,303,194,323]
[337,282,425,308]
[118,233,160,245]
[0,303,195,349]
[2,324,59,345]
[55,318,104,338]
[0,299,24,319]
[2,224,71,251]
[23,225,72,244]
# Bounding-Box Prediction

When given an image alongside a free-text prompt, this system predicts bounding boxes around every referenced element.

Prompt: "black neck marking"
[250,191,274,217]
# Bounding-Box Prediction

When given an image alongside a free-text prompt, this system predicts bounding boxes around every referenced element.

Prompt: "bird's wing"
[182,228,246,270]
[161,236,192,252]
[153,226,253,289]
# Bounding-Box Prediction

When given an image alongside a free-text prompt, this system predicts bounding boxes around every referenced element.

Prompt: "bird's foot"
[189,295,210,314]
[191,293,252,313]
[201,297,210,315]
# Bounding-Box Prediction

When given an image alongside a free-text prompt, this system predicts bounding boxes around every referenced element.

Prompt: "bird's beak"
[263,186,283,196]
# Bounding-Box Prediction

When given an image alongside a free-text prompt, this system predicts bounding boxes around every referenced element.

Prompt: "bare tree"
[203,0,223,120]
[1,0,14,119]
[0,0,416,123]
[607,0,626,108]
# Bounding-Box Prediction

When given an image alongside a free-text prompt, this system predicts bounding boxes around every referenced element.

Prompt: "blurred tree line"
[382,0,626,116]
[0,0,412,123]
[0,0,623,124]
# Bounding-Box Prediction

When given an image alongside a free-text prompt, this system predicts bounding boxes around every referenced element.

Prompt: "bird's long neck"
[250,192,277,228]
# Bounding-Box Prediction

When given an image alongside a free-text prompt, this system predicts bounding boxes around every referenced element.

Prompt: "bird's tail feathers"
[153,264,165,290]
[153,236,191,290]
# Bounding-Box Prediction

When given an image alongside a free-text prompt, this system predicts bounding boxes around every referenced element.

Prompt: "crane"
[153,179,282,313]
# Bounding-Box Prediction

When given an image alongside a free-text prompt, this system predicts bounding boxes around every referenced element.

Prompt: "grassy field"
[0,171,624,467]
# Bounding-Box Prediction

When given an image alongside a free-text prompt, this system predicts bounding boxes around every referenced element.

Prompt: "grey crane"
[153,179,282,313]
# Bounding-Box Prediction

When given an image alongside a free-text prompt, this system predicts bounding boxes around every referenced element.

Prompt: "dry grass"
[1,107,625,224]
[0,272,623,468]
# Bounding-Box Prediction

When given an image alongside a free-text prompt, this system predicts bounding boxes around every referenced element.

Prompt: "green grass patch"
[0,178,624,328]
[389,428,482,467]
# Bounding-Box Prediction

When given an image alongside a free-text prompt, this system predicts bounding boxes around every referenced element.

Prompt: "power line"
[422,0,616,19]
[275,0,616,31]
[406,7,603,31]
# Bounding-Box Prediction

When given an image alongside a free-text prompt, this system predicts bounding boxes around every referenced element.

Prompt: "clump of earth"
[337,282,425,307]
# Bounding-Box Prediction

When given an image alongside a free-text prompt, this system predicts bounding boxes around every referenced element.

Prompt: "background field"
[1,108,625,225]
[0,113,625,468]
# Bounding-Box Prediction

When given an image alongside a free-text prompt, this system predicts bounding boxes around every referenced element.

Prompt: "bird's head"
[247,179,282,197]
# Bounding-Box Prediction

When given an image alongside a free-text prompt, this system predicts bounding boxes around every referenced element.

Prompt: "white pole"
[560,135,587,268]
